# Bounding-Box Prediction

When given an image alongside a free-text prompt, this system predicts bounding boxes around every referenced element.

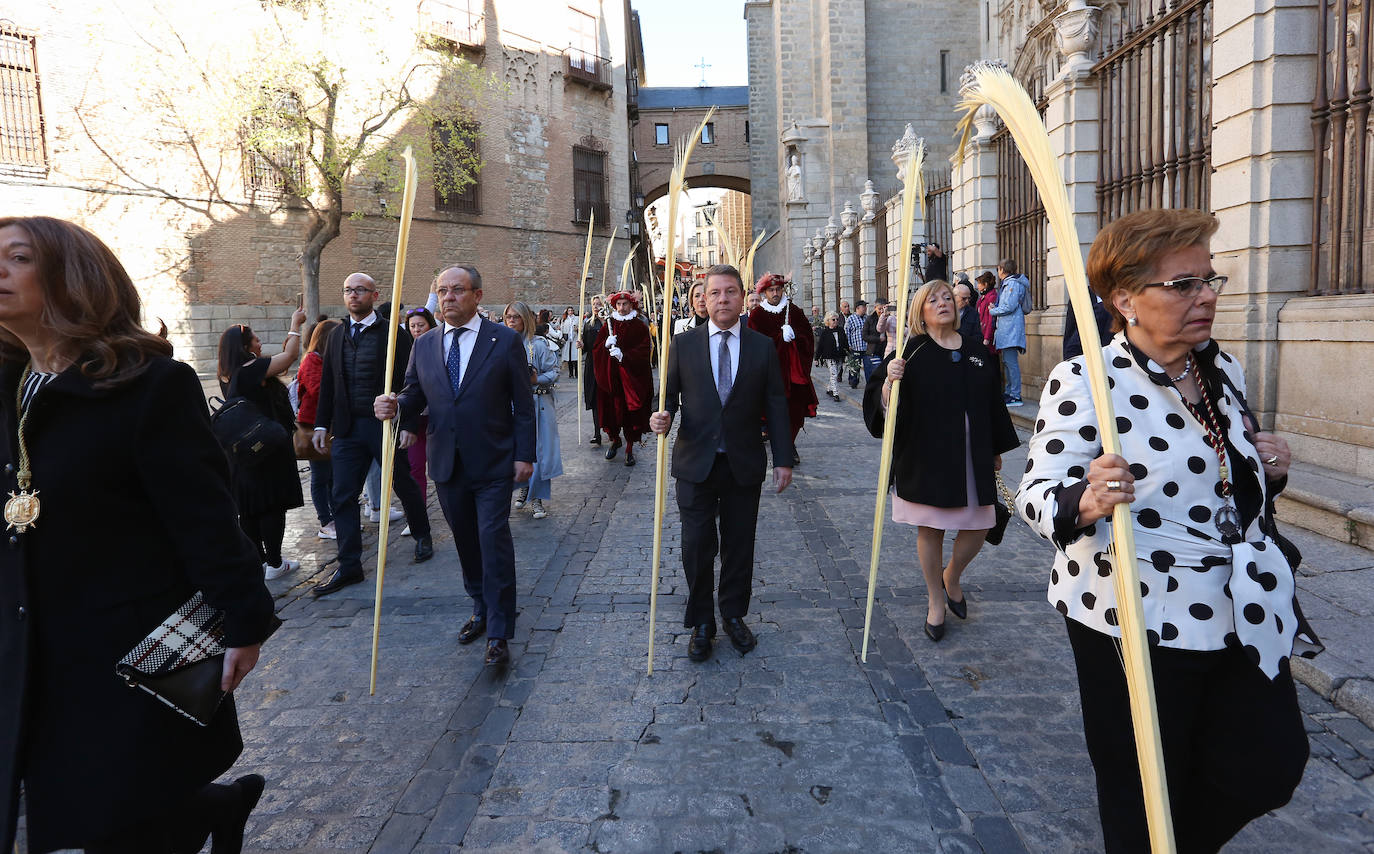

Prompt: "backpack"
[209,371,290,467]
[1018,276,1033,315]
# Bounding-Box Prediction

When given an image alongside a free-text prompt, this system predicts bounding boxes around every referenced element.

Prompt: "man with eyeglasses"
[375,265,535,667]
[311,272,434,597]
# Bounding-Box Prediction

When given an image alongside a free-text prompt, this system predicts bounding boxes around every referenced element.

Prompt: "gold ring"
[1106,480,1122,491]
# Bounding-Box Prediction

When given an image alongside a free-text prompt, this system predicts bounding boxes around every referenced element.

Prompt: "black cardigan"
[863,334,1020,507]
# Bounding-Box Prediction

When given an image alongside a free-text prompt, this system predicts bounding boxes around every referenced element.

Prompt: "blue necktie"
[447,327,465,396]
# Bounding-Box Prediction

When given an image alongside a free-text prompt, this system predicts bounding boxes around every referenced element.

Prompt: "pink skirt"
[892,417,994,530]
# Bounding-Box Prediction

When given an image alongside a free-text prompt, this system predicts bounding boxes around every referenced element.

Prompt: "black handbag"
[116,592,281,726]
[985,472,1015,545]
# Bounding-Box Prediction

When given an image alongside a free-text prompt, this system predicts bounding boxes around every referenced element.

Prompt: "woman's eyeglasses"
[1141,275,1228,299]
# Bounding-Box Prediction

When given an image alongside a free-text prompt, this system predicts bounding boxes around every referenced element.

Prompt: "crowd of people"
[0,213,1321,854]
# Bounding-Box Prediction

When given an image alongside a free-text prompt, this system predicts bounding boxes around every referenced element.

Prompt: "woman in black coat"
[579,294,606,445]
[217,315,306,579]
[815,310,849,399]
[0,217,278,853]
[864,280,1019,642]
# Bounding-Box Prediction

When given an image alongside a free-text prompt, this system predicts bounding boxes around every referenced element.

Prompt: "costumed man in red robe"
[748,273,817,465]
[593,290,653,466]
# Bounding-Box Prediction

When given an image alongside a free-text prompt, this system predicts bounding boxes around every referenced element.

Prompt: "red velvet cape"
[592,314,653,435]
[748,299,819,432]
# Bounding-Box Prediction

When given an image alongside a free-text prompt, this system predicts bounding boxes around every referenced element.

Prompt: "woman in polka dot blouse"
[1015,209,1320,853]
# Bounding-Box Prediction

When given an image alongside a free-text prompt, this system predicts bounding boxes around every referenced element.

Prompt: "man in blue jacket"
[989,258,1030,406]
[375,264,536,667]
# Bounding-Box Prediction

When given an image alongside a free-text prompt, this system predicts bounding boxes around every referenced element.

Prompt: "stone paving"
[20,368,1374,853]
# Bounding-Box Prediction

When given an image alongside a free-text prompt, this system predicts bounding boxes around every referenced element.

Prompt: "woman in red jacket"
[296,318,341,540]
[975,270,998,356]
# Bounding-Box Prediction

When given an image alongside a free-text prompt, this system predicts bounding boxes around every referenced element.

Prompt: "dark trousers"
[1066,617,1309,854]
[329,416,431,574]
[676,453,762,628]
[308,458,333,526]
[239,510,286,567]
[862,354,883,381]
[434,463,519,639]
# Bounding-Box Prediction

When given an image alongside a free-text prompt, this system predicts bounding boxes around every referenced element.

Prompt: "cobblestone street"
[35,370,1373,853]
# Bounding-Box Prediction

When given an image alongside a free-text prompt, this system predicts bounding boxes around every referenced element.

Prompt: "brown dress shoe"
[484,638,510,666]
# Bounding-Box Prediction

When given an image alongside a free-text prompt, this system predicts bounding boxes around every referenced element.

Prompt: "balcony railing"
[419,1,485,54]
[564,47,612,91]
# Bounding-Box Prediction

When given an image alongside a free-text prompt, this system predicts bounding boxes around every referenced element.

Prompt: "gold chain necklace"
[5,363,41,534]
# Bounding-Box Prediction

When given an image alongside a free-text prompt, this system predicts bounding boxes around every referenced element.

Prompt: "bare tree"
[77,0,494,321]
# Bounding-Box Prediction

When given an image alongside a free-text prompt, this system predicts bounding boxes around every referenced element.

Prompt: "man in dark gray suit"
[650,264,794,663]
[375,265,535,667]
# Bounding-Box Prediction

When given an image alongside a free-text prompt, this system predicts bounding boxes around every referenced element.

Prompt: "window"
[940,50,950,94]
[708,250,715,266]
[744,120,750,143]
[0,24,46,173]
[572,145,608,223]
[565,8,608,88]
[654,123,669,145]
[701,122,714,145]
[432,118,480,214]
[243,91,306,198]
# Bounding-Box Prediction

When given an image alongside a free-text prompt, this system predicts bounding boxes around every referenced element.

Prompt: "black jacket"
[1,357,276,851]
[816,325,848,361]
[863,312,884,356]
[957,306,982,345]
[315,311,417,437]
[863,335,1020,507]
[1061,292,1114,360]
[663,323,794,485]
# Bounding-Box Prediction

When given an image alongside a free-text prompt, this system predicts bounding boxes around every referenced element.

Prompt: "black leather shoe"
[624,446,636,466]
[413,535,434,563]
[945,589,968,620]
[924,621,946,642]
[605,439,621,460]
[312,569,364,597]
[723,617,757,655]
[688,624,714,662]
[484,638,510,667]
[211,774,265,854]
[458,615,487,645]
[590,435,602,446]
[792,451,801,466]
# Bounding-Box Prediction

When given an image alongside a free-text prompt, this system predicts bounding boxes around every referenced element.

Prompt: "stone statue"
[786,155,804,202]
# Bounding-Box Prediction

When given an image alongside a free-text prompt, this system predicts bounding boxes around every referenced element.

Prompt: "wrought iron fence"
[924,166,953,260]
[995,123,1048,309]
[1311,0,1374,294]
[1095,0,1212,224]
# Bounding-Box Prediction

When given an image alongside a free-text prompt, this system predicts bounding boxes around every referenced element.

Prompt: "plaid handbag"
[116,593,234,727]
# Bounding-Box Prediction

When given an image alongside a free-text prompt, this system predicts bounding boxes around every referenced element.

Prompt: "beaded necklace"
[1181,374,1242,544]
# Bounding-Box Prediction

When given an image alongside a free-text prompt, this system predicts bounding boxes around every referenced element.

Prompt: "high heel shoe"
[924,621,945,642]
[945,588,968,620]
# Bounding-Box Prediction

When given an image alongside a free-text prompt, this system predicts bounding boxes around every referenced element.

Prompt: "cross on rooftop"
[694,56,711,87]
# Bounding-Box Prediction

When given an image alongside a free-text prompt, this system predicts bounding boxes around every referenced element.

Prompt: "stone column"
[888,124,927,305]
[951,65,1002,280]
[859,180,879,303]
[1211,0,1320,434]
[839,201,858,307]
[810,232,825,308]
[824,216,839,313]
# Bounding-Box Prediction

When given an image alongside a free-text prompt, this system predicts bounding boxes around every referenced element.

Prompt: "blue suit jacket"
[398,318,536,484]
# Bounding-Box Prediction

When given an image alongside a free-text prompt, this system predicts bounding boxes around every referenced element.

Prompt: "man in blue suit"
[375,264,536,667]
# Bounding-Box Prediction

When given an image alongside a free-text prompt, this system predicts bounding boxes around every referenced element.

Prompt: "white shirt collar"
[445,314,483,336]
[350,311,378,328]
[709,317,742,337]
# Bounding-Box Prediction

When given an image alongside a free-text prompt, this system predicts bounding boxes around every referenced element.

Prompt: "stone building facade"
[4,0,640,374]
[744,0,980,293]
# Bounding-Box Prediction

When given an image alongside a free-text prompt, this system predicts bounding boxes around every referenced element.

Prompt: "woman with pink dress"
[863,279,1018,642]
